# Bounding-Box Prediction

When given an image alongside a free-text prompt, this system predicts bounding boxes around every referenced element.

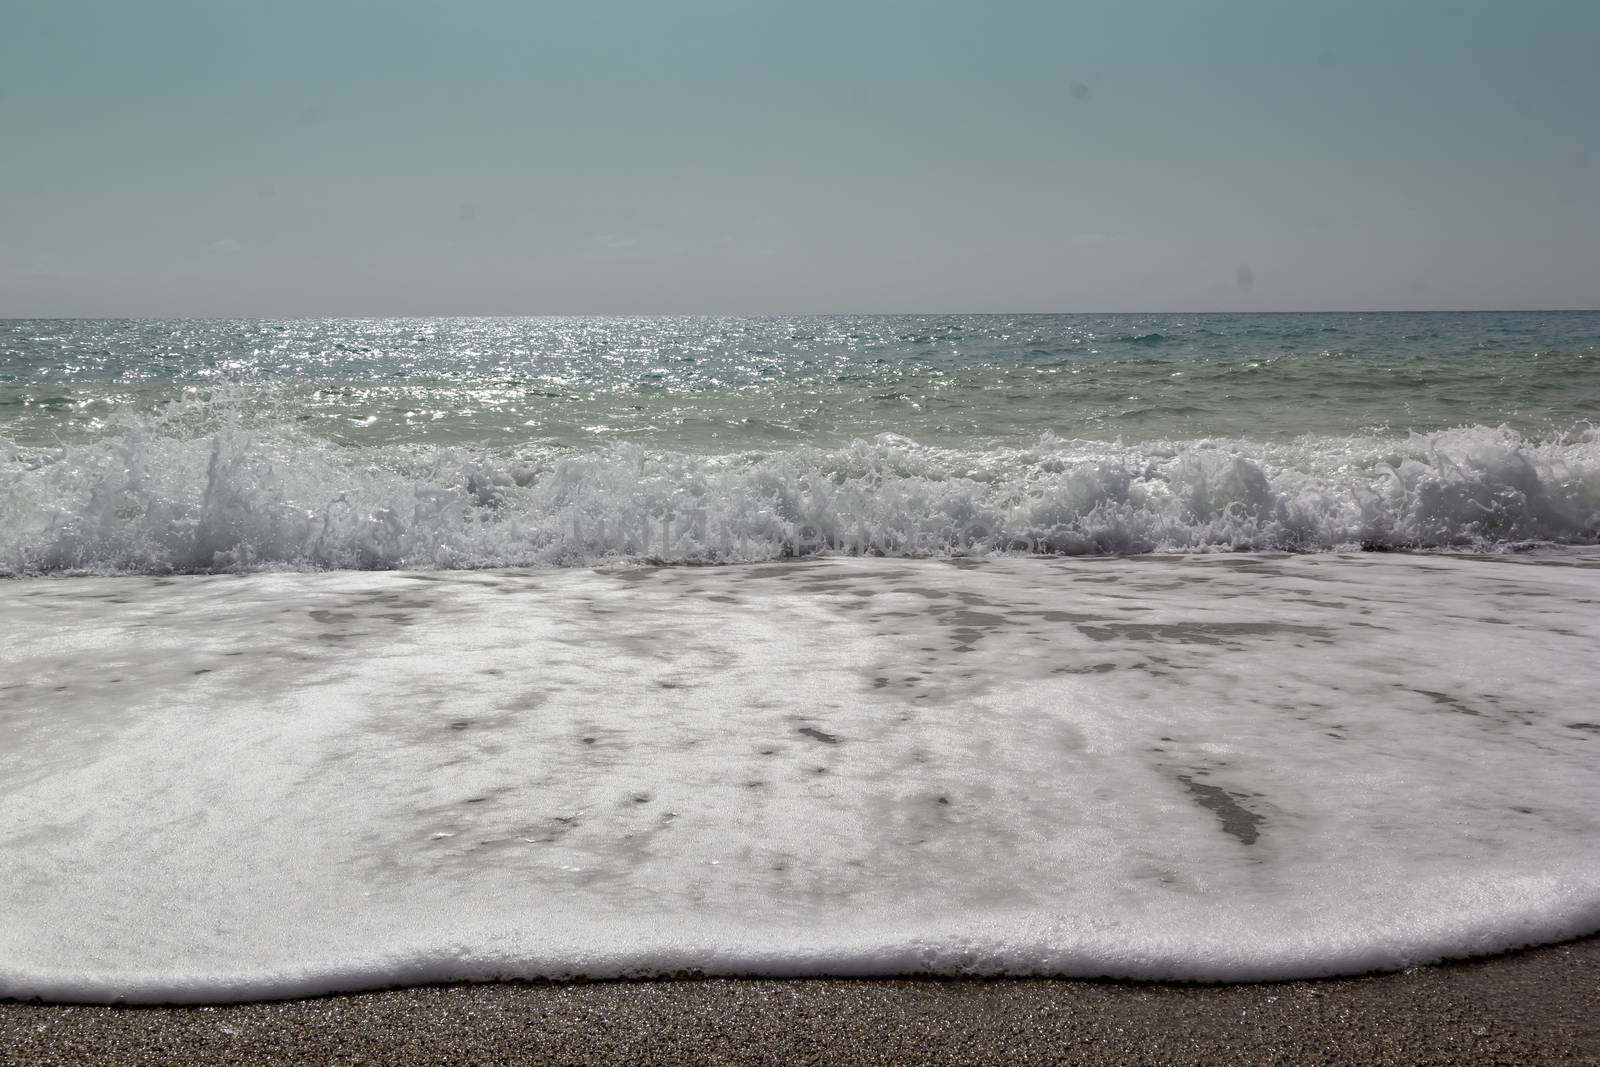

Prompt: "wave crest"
[4,407,1599,574]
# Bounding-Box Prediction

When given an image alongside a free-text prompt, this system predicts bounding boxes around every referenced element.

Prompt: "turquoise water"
[5,313,1599,447]
[2,313,1598,571]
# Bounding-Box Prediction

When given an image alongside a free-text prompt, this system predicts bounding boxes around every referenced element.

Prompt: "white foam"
[3,405,1600,574]
[3,553,1599,1002]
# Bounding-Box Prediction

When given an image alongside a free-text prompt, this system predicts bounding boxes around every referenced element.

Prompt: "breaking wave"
[3,400,1599,574]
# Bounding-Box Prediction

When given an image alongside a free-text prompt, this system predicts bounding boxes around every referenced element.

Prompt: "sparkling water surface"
[4,312,1598,449]
[2,313,1598,573]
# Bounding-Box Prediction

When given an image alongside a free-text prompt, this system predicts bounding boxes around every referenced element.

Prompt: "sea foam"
[2,554,1598,1002]
[3,399,1598,574]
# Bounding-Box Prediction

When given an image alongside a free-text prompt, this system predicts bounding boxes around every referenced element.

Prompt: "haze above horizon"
[3,1,1596,317]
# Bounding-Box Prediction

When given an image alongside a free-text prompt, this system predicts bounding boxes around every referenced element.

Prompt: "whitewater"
[2,313,1598,1003]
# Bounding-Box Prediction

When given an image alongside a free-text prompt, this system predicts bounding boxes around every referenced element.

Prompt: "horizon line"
[5,308,1600,322]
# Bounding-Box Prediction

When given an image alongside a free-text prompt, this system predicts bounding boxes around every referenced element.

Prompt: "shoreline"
[5,936,1598,1066]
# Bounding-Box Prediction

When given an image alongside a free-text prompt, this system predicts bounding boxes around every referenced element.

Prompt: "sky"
[1,0,1597,316]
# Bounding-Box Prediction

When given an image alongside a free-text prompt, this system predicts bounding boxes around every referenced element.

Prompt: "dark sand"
[4,938,1598,1066]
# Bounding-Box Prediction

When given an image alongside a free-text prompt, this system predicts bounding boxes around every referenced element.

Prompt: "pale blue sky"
[2,0,1596,315]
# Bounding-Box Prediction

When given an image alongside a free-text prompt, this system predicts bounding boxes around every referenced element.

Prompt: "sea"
[2,312,1599,1003]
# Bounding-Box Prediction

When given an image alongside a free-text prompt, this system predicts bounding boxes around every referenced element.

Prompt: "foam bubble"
[2,397,1598,574]
[2,555,1598,1002]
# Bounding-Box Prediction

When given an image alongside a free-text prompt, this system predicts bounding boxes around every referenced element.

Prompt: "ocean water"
[3,313,1600,1003]
[3,312,1599,571]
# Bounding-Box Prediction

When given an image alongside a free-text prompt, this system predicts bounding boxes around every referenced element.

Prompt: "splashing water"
[4,389,1598,574]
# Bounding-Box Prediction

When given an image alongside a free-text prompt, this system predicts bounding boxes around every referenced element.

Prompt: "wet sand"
[4,936,1597,1066]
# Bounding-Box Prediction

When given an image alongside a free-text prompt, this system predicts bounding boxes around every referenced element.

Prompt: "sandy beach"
[4,935,1597,1066]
